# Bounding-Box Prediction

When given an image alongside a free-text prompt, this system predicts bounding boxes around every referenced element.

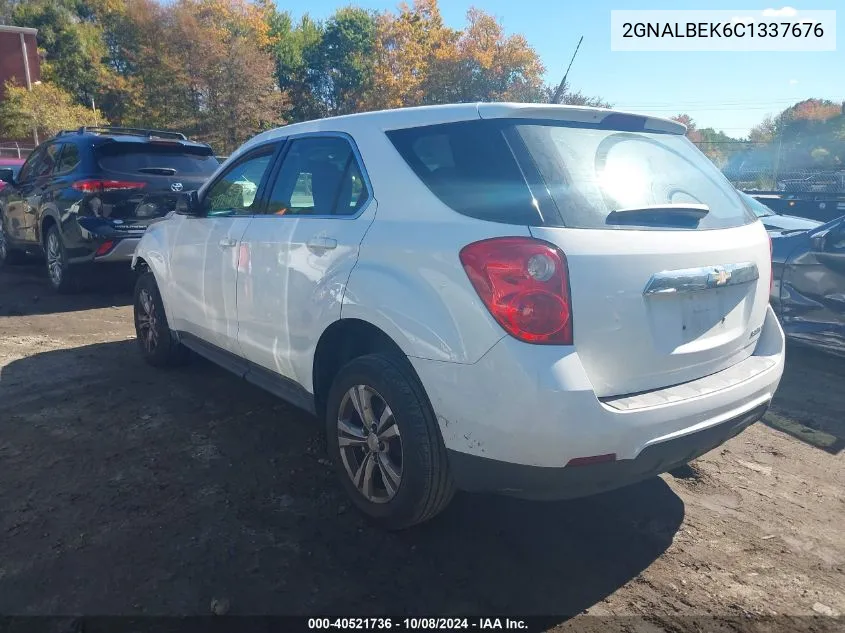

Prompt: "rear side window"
[56,144,80,173]
[386,121,539,225]
[97,144,219,177]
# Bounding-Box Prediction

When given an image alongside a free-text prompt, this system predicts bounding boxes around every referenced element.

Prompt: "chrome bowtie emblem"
[171,182,183,192]
[708,267,731,287]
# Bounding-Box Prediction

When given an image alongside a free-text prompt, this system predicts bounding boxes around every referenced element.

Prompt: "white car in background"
[132,103,785,529]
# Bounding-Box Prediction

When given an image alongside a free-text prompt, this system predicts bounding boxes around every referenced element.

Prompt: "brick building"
[0,24,40,149]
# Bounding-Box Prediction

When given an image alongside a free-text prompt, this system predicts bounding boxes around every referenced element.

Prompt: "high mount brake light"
[459,237,573,345]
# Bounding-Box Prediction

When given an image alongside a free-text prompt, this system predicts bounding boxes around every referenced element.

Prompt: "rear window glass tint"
[516,123,755,230]
[97,145,219,176]
[386,121,539,225]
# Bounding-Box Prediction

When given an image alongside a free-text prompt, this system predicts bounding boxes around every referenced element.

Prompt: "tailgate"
[95,141,218,220]
[531,222,771,397]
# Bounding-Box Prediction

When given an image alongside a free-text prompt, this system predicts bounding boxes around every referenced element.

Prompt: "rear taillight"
[95,240,116,256]
[72,179,146,193]
[459,237,573,345]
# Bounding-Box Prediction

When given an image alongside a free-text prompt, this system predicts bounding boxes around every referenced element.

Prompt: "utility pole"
[19,31,38,145]
[551,36,583,105]
[772,113,784,190]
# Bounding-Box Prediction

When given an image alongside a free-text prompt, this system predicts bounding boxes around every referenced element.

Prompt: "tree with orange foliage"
[361,0,457,110]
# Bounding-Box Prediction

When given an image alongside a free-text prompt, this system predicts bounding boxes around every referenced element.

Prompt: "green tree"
[424,7,545,104]
[0,80,105,139]
[316,7,377,115]
[268,11,326,121]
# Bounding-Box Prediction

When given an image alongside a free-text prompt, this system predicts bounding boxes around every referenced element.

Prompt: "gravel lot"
[0,263,843,631]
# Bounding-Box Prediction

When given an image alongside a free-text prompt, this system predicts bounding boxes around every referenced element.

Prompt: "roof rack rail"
[56,126,188,141]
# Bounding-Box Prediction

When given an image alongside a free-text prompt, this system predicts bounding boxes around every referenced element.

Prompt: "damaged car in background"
[770,212,845,355]
[0,127,218,292]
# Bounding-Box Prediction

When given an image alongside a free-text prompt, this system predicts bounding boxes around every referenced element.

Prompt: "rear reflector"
[95,240,116,256]
[566,453,617,467]
[73,179,146,193]
[459,237,573,345]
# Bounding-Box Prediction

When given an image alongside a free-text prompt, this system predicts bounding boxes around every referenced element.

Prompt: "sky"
[282,0,844,138]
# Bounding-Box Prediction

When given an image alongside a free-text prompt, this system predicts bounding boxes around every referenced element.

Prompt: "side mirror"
[174,190,203,217]
[0,168,15,185]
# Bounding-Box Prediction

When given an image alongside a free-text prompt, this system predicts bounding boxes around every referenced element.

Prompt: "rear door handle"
[218,237,237,249]
[306,237,337,252]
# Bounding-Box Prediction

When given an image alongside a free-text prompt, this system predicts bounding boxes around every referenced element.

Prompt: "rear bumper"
[67,235,141,265]
[447,403,768,500]
[410,304,785,495]
[94,237,140,262]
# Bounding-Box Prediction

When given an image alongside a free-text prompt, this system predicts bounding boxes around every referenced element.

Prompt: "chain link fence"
[0,143,33,160]
[722,168,845,194]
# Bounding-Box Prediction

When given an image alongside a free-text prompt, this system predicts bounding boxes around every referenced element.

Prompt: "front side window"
[17,146,46,183]
[265,136,369,217]
[34,144,61,178]
[204,149,275,216]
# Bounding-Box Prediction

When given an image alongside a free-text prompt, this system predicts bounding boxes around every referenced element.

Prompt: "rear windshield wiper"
[138,167,178,176]
[606,204,710,228]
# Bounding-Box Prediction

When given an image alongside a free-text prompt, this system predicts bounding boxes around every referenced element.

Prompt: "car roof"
[234,102,686,159]
[53,127,212,151]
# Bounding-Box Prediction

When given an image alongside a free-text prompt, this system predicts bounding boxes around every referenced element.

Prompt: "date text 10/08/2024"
[307,618,530,630]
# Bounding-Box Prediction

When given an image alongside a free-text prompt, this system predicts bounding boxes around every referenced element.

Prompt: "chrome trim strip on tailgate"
[601,355,776,411]
[643,261,759,296]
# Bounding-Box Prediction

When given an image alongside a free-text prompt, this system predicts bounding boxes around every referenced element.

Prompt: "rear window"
[97,144,219,177]
[387,119,755,230]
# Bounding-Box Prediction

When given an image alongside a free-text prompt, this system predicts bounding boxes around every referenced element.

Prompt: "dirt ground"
[0,263,843,632]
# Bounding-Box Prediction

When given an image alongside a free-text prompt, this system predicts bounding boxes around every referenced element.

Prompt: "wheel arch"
[312,318,431,421]
[39,211,61,246]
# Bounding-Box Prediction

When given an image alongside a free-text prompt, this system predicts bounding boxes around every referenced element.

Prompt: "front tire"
[133,271,189,367]
[326,354,455,530]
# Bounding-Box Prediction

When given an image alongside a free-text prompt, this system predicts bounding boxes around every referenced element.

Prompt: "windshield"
[738,191,776,217]
[516,123,756,230]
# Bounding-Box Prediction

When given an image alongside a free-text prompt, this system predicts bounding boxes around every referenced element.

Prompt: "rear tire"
[45,225,77,293]
[133,271,189,367]
[325,353,455,530]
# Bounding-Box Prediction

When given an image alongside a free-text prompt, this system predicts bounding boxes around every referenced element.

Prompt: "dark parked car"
[738,191,821,233]
[771,213,845,355]
[0,127,219,292]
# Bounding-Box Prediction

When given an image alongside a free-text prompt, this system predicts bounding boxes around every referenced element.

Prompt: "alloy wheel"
[337,385,403,504]
[46,232,63,286]
[136,288,159,353]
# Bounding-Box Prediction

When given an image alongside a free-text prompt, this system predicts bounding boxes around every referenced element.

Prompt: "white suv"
[132,103,785,529]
